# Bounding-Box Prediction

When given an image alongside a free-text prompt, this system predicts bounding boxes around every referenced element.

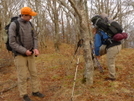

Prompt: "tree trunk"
[69,0,94,85]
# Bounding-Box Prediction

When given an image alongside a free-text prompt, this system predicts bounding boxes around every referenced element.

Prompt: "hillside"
[0,41,134,101]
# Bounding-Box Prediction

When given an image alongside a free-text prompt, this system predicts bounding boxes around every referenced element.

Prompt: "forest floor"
[0,41,134,101]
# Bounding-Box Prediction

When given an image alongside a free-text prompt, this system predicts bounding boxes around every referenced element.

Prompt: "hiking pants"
[14,54,40,97]
[106,45,122,79]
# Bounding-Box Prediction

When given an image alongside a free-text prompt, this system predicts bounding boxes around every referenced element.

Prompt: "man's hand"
[26,50,32,56]
[33,49,39,56]
[96,55,101,59]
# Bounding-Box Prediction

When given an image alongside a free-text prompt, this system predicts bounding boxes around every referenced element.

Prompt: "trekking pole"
[71,39,83,101]
[71,55,80,101]
[71,38,84,101]
[74,39,83,55]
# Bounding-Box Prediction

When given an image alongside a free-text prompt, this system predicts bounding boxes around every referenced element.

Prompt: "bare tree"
[58,0,94,85]
[46,0,61,51]
[0,0,24,49]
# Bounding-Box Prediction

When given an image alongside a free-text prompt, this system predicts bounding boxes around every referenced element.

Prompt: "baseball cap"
[20,7,37,16]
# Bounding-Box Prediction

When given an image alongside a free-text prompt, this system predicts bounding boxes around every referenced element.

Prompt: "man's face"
[22,15,32,21]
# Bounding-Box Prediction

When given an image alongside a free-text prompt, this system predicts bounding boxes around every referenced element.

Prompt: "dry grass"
[0,41,134,101]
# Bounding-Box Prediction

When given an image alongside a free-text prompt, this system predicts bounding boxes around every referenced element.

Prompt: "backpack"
[91,15,109,33]
[5,16,20,51]
[91,15,128,41]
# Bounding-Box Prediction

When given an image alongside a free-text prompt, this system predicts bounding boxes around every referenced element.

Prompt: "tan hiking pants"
[106,45,122,79]
[99,44,122,79]
[14,55,40,97]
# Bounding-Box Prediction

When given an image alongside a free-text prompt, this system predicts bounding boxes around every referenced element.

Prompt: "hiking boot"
[23,95,32,101]
[32,92,45,98]
[105,77,116,81]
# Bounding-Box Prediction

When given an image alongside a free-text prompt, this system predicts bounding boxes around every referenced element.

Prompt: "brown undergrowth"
[0,41,134,101]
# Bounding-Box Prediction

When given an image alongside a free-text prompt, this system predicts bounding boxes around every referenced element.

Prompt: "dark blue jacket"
[94,30,109,56]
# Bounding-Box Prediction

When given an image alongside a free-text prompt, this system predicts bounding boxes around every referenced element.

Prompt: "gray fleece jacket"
[9,17,38,55]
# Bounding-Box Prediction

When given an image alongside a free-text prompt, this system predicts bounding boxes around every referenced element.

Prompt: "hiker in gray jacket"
[9,7,44,101]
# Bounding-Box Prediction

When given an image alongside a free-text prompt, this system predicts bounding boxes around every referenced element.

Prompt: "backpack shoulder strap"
[14,20,20,36]
[13,20,24,46]
[29,21,34,37]
[29,21,33,27]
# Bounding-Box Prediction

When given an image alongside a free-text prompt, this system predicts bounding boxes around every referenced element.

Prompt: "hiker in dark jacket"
[9,7,44,101]
[94,29,122,81]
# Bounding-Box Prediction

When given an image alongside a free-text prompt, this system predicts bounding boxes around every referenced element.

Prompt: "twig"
[0,80,17,94]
